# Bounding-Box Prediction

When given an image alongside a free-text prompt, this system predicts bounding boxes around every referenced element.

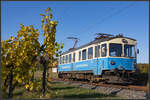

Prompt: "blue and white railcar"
[58,35,138,82]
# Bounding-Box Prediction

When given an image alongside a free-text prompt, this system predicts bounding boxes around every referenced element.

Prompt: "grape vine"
[1,7,63,98]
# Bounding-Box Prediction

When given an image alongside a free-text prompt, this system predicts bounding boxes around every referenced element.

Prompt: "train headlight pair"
[110,60,115,65]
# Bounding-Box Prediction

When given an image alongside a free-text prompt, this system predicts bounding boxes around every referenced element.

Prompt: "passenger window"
[101,44,107,57]
[79,51,81,61]
[65,55,68,64]
[95,45,100,57]
[82,49,86,60]
[88,47,93,59]
[64,56,65,64]
[124,45,135,57]
[60,57,62,64]
[63,56,65,64]
[66,55,68,63]
[69,54,72,63]
[73,53,76,62]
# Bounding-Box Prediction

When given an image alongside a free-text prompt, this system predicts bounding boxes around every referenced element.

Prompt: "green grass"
[49,82,123,99]
[2,69,124,99]
[9,81,123,99]
[3,64,149,99]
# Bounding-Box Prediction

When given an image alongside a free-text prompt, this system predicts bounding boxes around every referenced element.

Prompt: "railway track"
[52,78,148,92]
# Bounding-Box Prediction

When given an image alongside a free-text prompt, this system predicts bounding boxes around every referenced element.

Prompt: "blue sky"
[1,1,149,63]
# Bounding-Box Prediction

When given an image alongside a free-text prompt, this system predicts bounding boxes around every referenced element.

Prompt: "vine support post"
[8,67,13,98]
[41,56,47,97]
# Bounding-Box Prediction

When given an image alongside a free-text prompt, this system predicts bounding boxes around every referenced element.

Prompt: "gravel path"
[53,80,148,99]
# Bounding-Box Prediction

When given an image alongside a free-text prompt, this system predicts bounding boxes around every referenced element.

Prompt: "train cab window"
[124,45,135,57]
[79,51,81,61]
[109,43,122,57]
[101,44,107,57]
[88,47,93,59]
[73,53,76,62]
[82,49,86,60]
[95,45,100,57]
[69,54,72,63]
[63,56,65,64]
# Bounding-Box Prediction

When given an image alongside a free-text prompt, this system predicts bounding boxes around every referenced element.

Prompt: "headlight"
[110,60,115,65]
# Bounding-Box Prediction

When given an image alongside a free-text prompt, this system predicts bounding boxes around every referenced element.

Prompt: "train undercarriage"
[58,69,138,84]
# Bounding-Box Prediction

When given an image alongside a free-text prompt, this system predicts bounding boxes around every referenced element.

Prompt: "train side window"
[65,55,67,64]
[101,44,107,57]
[63,56,65,64]
[124,45,135,57]
[60,57,62,64]
[64,56,65,64]
[82,49,86,60]
[66,55,68,63]
[79,51,81,61]
[73,53,76,62]
[69,54,72,63]
[88,47,93,59]
[58,57,59,65]
[95,45,100,57]
[61,56,63,64]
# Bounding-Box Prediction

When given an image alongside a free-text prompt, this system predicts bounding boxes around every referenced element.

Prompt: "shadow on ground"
[50,86,77,91]
[13,87,25,97]
[49,82,117,99]
[62,93,116,98]
[47,82,77,91]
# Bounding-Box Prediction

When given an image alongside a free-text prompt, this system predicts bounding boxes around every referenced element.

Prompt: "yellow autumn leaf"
[50,21,55,25]
[25,84,29,89]
[9,36,14,41]
[18,78,22,83]
[24,26,28,31]
[15,62,20,66]
[35,52,38,55]
[22,36,25,40]
[41,19,44,23]
[36,86,40,91]
[6,62,8,65]
[49,14,52,19]
[16,42,19,46]
[29,86,33,91]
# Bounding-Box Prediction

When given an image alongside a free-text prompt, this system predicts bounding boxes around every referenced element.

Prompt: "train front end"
[103,37,138,82]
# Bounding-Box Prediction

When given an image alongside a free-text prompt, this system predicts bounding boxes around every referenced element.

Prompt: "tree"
[1,25,41,98]
[40,7,64,96]
[1,7,63,98]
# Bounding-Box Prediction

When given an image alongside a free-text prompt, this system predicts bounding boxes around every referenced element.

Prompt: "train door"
[100,43,107,73]
[69,54,73,71]
[71,63,73,71]
[95,58,103,76]
[72,52,76,71]
[71,56,73,71]
[95,45,101,75]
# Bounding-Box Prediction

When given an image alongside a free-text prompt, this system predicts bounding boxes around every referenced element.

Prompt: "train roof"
[62,35,136,55]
